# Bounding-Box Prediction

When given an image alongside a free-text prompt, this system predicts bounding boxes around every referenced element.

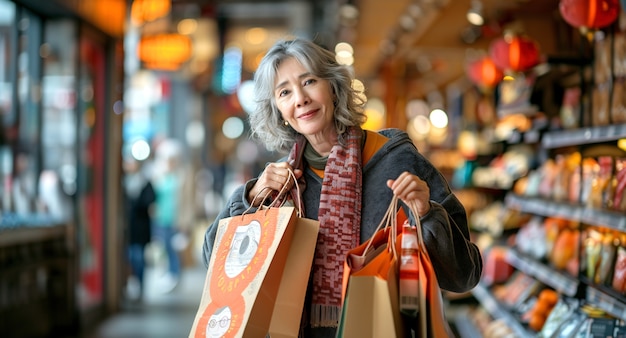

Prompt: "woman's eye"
[304,78,315,86]
[278,89,289,97]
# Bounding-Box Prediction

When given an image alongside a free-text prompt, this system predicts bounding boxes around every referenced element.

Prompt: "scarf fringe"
[310,304,341,328]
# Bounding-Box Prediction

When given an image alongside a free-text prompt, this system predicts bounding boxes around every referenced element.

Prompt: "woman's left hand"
[387,171,431,216]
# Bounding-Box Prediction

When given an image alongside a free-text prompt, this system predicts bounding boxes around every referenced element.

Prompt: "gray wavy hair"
[248,38,367,153]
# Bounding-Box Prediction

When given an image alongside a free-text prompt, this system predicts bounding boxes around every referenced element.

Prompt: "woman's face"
[274,57,336,142]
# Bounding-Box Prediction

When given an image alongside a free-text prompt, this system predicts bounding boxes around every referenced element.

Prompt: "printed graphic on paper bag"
[225,221,261,277]
[196,295,244,338]
[210,212,278,295]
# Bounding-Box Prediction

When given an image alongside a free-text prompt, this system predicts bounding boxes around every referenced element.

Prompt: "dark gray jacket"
[201,128,482,336]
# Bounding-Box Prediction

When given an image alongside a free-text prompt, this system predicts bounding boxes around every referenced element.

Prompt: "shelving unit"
[465,123,626,335]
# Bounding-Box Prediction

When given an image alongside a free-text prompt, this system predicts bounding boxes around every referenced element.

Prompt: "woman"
[203,38,482,337]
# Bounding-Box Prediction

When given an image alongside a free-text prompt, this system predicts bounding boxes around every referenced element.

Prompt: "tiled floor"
[86,264,206,338]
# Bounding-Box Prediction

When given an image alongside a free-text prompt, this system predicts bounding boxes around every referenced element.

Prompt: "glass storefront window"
[41,20,77,222]
[13,8,41,218]
[0,0,15,216]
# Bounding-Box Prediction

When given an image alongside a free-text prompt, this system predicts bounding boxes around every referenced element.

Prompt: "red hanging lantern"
[466,57,504,90]
[489,35,541,73]
[559,0,620,32]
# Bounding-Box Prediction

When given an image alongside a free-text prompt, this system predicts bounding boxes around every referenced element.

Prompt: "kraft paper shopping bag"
[339,250,403,338]
[189,206,298,338]
[268,216,320,338]
[337,197,405,338]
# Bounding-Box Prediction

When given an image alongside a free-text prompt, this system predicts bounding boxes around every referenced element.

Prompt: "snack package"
[560,87,581,129]
[585,229,603,281]
[613,158,626,212]
[592,83,611,127]
[581,158,599,206]
[588,156,614,209]
[611,78,626,124]
[595,232,618,285]
[612,246,626,294]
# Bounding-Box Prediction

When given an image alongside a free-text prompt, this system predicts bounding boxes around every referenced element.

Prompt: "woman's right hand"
[247,161,302,206]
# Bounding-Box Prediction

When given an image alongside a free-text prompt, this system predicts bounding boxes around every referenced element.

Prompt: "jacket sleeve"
[201,179,258,268]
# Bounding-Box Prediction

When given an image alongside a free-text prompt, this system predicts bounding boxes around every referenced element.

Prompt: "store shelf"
[505,194,582,219]
[586,287,626,321]
[542,124,626,149]
[505,194,626,231]
[506,249,579,297]
[471,283,534,338]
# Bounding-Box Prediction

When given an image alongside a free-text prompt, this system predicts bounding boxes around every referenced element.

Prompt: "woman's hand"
[387,171,431,216]
[248,162,303,206]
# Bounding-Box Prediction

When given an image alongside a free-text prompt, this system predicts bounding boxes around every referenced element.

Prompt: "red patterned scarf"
[287,127,363,328]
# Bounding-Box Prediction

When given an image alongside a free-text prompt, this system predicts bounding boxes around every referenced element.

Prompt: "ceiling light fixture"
[466,0,484,26]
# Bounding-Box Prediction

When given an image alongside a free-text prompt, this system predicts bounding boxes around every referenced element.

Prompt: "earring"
[284,121,289,126]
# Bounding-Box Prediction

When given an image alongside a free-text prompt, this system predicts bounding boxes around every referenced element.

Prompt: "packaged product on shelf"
[588,156,614,210]
[560,87,581,129]
[581,158,599,206]
[594,37,611,85]
[538,158,558,199]
[482,246,514,285]
[613,158,626,211]
[595,232,619,285]
[614,33,626,78]
[592,83,611,127]
[550,310,587,338]
[538,297,580,337]
[544,217,569,255]
[612,244,626,294]
[585,229,604,281]
[553,155,569,202]
[521,288,561,332]
[564,152,583,203]
[586,317,616,337]
[574,305,619,338]
[611,78,626,124]
[615,320,626,337]
[515,216,548,260]
[550,225,580,274]
[563,152,581,200]
[492,271,540,308]
[483,318,515,338]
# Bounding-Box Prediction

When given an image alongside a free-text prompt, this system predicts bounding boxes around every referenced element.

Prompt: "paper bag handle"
[407,200,427,252]
[267,168,304,217]
[359,195,400,261]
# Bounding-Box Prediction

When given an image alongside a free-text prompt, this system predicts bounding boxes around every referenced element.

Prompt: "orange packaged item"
[613,158,626,211]
[612,246,626,294]
[588,156,613,209]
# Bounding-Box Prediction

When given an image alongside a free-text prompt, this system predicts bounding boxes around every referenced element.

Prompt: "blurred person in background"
[152,138,194,292]
[123,157,155,301]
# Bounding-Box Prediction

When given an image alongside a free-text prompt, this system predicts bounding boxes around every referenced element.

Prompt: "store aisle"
[86,264,206,338]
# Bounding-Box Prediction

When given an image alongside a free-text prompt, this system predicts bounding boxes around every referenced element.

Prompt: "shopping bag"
[405,200,453,338]
[268,216,320,338]
[189,205,298,338]
[337,197,405,338]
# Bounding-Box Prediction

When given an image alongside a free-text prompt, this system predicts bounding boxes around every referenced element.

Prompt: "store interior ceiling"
[170,0,564,99]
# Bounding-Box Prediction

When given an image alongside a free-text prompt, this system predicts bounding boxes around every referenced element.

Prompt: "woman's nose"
[294,88,310,107]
